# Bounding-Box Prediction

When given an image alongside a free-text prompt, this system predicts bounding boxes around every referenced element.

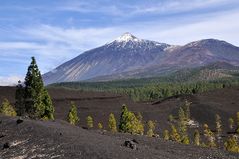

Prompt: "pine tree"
[163,130,169,140]
[67,102,79,125]
[194,130,200,146]
[228,117,234,130]
[203,124,216,147]
[170,124,181,142]
[0,98,17,117]
[87,115,93,128]
[146,120,156,137]
[41,89,54,120]
[15,80,25,116]
[108,113,117,133]
[119,104,129,132]
[178,107,187,142]
[215,114,222,139]
[182,136,190,145]
[126,111,140,134]
[118,105,144,135]
[224,135,239,153]
[136,112,144,135]
[98,122,103,129]
[23,57,54,119]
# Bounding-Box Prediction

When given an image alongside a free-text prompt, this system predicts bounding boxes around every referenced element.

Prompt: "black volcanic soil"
[0,86,239,158]
[1,86,239,132]
[1,115,238,159]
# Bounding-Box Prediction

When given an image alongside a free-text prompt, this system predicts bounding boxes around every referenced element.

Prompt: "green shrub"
[170,124,181,142]
[224,135,239,153]
[98,122,103,129]
[108,113,117,132]
[203,124,216,147]
[194,130,200,146]
[118,104,144,135]
[146,120,156,137]
[163,130,169,140]
[87,115,94,128]
[0,98,16,117]
[67,102,79,125]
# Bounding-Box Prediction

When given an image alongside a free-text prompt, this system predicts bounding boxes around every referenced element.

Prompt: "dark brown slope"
[1,115,238,159]
[0,86,239,133]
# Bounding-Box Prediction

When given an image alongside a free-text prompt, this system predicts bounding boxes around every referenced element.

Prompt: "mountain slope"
[43,33,169,85]
[88,62,239,82]
[43,33,239,85]
[163,39,239,66]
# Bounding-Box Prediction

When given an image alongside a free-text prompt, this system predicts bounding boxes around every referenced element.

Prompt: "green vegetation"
[15,57,54,119]
[194,130,200,146]
[215,114,222,138]
[0,98,17,117]
[163,130,169,140]
[178,105,189,144]
[49,75,239,102]
[224,135,239,153]
[67,102,79,125]
[203,124,216,147]
[118,104,144,135]
[170,124,181,142]
[228,117,234,130]
[98,122,103,129]
[136,112,144,135]
[87,115,94,128]
[108,113,117,133]
[146,120,156,137]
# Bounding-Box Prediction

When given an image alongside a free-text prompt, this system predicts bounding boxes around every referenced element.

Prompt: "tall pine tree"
[23,57,54,119]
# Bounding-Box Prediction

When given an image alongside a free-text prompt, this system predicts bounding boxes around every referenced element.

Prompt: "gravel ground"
[0,116,239,159]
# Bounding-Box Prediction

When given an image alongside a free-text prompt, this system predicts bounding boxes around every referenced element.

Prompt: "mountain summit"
[115,32,141,42]
[43,34,239,85]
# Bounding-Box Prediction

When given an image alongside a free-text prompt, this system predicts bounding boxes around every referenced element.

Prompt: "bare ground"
[0,86,239,158]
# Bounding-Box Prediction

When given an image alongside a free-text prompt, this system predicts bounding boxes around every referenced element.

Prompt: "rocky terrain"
[0,86,239,158]
[1,115,239,159]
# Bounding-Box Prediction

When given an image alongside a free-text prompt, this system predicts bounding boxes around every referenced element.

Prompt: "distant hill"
[43,33,239,85]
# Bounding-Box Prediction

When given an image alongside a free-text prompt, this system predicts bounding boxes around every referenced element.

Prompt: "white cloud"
[0,75,23,86]
[129,0,231,15]
[56,0,237,18]
[0,1,239,78]
[136,9,239,45]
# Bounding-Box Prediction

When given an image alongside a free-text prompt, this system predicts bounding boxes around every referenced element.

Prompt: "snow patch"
[115,32,141,42]
[164,45,180,52]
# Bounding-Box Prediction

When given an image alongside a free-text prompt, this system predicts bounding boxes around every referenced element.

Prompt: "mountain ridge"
[43,33,239,85]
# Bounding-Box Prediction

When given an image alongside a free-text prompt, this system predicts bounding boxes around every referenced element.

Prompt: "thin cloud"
[0,75,23,86]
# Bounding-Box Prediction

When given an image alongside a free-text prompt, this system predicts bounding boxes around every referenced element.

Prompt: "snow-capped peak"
[115,32,141,42]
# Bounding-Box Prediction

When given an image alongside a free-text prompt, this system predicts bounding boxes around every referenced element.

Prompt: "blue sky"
[1,0,239,85]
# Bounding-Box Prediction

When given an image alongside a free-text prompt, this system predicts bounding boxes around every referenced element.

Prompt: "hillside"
[88,62,239,82]
[1,86,239,134]
[1,115,239,159]
[1,86,239,158]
